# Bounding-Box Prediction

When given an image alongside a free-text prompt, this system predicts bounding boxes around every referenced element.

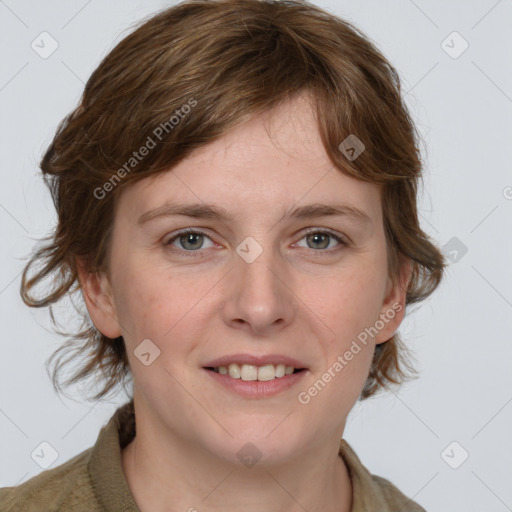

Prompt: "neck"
[121,403,352,512]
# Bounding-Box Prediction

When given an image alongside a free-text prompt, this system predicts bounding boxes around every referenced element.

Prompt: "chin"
[206,421,304,467]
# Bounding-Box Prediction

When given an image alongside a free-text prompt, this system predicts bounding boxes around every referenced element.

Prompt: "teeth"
[215,363,298,381]
[228,364,241,379]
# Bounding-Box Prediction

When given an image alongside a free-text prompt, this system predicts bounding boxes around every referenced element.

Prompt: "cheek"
[304,278,381,410]
[303,262,387,338]
[112,261,217,349]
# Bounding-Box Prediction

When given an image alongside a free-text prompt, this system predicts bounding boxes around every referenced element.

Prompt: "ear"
[374,258,413,345]
[76,257,122,339]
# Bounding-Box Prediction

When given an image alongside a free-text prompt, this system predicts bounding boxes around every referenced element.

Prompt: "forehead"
[117,93,382,225]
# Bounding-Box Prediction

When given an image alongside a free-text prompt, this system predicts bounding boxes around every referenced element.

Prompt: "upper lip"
[203,354,308,369]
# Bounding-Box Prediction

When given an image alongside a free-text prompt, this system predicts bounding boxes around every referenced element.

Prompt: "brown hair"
[21,0,446,402]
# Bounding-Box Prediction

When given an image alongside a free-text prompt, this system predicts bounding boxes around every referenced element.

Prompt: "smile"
[206,363,304,381]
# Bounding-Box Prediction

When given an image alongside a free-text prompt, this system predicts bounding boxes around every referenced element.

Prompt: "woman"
[0,0,445,510]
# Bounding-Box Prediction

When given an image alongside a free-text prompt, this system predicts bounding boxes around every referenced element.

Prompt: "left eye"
[295,230,344,251]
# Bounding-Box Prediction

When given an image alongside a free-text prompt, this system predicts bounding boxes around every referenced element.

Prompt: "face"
[81,92,409,466]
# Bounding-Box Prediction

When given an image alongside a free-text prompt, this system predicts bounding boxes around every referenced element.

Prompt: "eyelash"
[164,227,350,258]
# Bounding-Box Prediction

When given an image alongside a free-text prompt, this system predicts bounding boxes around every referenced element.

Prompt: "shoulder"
[339,439,426,511]
[0,447,102,512]
[370,474,426,511]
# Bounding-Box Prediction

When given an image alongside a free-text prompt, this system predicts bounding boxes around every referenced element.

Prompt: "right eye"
[164,229,216,254]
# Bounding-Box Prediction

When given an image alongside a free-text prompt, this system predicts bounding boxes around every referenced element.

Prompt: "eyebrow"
[137,201,372,226]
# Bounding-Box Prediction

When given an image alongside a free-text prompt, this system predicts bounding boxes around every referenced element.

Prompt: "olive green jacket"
[0,401,426,511]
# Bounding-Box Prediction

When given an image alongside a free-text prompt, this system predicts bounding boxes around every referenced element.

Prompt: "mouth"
[203,364,306,381]
[201,354,309,398]
[202,361,308,398]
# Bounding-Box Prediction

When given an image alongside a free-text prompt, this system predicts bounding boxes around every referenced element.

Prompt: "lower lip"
[203,368,308,398]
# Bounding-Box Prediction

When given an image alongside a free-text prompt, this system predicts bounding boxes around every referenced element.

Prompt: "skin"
[78,91,411,512]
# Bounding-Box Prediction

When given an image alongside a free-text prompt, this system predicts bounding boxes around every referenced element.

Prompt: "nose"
[222,246,296,336]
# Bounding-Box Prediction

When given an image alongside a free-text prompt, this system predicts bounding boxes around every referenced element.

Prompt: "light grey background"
[1,1,511,510]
